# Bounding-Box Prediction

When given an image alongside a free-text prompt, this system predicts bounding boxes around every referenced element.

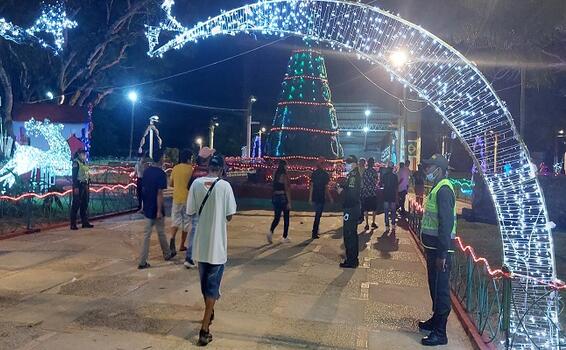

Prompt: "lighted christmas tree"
[266,49,343,160]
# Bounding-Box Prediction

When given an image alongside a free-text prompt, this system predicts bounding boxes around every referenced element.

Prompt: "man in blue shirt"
[138,150,176,269]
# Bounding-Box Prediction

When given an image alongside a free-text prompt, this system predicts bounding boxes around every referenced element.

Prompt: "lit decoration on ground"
[0,183,136,202]
[0,119,71,189]
[0,3,77,54]
[146,1,561,347]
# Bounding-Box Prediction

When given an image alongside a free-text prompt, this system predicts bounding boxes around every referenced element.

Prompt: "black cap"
[422,154,450,170]
[209,154,224,168]
[345,155,358,164]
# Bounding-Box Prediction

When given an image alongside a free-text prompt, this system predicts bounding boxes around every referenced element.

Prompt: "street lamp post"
[127,91,138,159]
[209,118,219,149]
[390,50,409,163]
[555,129,565,169]
[196,137,203,150]
[246,95,257,158]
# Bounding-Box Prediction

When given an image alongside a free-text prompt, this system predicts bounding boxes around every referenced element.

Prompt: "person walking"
[418,154,456,346]
[70,149,94,230]
[138,150,176,269]
[414,163,426,206]
[135,154,147,212]
[187,155,237,346]
[358,157,367,178]
[337,155,361,268]
[361,157,379,231]
[382,161,398,232]
[267,160,292,244]
[309,157,333,239]
[397,160,410,214]
[169,149,194,253]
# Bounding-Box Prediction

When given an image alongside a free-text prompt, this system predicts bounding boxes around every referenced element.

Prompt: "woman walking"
[361,157,379,231]
[267,160,292,244]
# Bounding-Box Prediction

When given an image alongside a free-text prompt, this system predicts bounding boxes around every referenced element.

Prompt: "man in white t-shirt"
[186,155,236,346]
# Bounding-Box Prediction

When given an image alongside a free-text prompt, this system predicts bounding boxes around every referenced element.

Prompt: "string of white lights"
[0,3,77,54]
[145,1,560,348]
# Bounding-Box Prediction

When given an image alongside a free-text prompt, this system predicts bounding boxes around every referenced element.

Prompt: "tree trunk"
[0,56,14,137]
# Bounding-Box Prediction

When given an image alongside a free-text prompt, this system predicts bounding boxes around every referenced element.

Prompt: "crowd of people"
[70,147,455,347]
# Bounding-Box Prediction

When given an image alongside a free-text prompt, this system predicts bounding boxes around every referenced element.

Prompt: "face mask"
[426,168,439,182]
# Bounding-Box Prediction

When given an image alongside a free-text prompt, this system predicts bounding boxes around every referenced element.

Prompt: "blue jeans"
[185,215,198,262]
[312,201,325,236]
[270,194,289,238]
[384,202,396,227]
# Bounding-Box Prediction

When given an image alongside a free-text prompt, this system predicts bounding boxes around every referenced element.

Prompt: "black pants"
[136,177,143,210]
[270,194,289,238]
[343,206,360,265]
[70,182,90,227]
[425,249,452,338]
[312,201,325,236]
[398,190,408,213]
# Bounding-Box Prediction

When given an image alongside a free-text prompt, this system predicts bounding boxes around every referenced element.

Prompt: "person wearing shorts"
[187,155,236,346]
[169,150,194,253]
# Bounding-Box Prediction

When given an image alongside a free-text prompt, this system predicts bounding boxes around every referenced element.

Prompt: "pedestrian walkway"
[0,211,472,349]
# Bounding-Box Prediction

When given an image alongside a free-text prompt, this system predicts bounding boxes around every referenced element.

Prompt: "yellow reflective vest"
[420,178,456,252]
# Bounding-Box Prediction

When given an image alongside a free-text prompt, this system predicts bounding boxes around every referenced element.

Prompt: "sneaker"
[197,329,213,346]
[184,259,196,269]
[169,238,176,253]
[371,223,378,229]
[165,250,177,261]
[138,262,151,269]
[364,224,370,231]
[70,226,79,231]
[339,261,359,269]
[82,223,94,228]
[281,237,291,243]
[312,234,320,240]
[266,231,273,244]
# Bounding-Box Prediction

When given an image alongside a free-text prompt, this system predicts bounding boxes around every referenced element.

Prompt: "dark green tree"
[266,49,343,160]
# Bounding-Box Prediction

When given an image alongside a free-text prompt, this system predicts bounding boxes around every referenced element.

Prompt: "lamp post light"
[209,117,219,149]
[555,129,565,170]
[390,49,409,163]
[127,91,139,159]
[245,95,257,158]
[46,91,54,100]
[195,137,203,150]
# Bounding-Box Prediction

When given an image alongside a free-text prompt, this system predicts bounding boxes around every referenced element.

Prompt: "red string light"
[284,75,327,82]
[278,101,333,107]
[263,155,343,162]
[0,183,136,202]
[408,199,566,290]
[270,127,339,135]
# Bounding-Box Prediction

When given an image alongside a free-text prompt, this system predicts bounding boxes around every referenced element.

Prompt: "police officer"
[418,154,456,346]
[70,149,94,230]
[337,155,361,268]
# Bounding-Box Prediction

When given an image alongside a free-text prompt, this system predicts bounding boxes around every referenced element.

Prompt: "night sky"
[89,0,566,169]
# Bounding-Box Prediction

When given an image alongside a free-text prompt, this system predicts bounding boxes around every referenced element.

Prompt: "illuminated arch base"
[146,1,560,347]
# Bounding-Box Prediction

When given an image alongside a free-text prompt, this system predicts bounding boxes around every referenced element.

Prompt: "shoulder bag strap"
[198,178,221,216]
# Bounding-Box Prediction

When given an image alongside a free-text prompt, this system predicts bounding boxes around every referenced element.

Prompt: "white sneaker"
[281,237,291,243]
[267,231,273,244]
[183,260,196,269]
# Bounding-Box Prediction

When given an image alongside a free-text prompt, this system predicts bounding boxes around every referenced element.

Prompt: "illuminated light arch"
[146,1,560,347]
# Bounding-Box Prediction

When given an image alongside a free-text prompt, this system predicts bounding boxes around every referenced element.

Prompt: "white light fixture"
[346,131,352,137]
[363,126,369,133]
[390,50,408,68]
[127,91,139,103]
[46,91,54,100]
[365,109,371,117]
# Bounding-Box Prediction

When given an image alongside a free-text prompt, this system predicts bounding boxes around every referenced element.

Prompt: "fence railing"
[0,183,137,236]
[406,199,564,349]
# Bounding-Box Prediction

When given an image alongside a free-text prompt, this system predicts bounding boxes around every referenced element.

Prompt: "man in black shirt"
[381,161,398,232]
[337,155,361,268]
[309,158,333,239]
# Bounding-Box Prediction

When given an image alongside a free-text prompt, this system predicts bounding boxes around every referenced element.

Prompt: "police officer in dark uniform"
[418,154,456,346]
[70,149,94,230]
[337,155,362,268]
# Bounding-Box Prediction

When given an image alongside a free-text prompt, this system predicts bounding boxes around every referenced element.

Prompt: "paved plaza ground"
[0,211,472,349]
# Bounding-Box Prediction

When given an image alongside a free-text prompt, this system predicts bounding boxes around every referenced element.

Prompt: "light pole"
[196,137,203,150]
[127,91,138,159]
[209,117,219,149]
[390,50,409,163]
[555,129,565,169]
[246,95,257,158]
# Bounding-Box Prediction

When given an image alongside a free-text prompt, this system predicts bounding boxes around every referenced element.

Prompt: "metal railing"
[0,183,137,236]
[406,200,564,349]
